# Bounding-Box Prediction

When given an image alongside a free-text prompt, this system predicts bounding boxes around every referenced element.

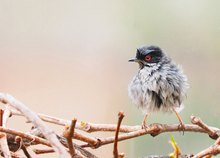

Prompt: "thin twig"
[16,136,39,158]
[10,152,23,158]
[0,109,3,126]
[191,115,220,157]
[0,126,51,147]
[113,111,125,158]
[0,108,12,158]
[144,154,193,158]
[11,111,220,136]
[33,148,55,154]
[82,123,220,148]
[3,107,12,127]
[63,118,77,157]
[191,115,218,139]
[24,150,41,158]
[193,144,220,158]
[27,128,97,157]
[16,137,32,158]
[11,110,139,132]
[58,136,98,158]
[74,132,99,147]
[0,93,71,158]
[215,137,220,145]
[0,133,12,158]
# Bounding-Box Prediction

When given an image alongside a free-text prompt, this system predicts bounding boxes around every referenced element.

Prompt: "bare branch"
[215,137,220,145]
[82,123,220,149]
[193,144,220,158]
[113,111,125,158]
[0,93,70,158]
[63,118,77,157]
[3,107,12,127]
[191,115,218,139]
[0,109,3,126]
[0,126,51,147]
[0,93,219,157]
[33,148,55,154]
[0,108,12,158]
[0,133,12,158]
[28,128,98,157]
[74,132,100,147]
[11,111,220,136]
[24,150,41,158]
[190,115,220,157]
[11,111,139,133]
[15,136,32,158]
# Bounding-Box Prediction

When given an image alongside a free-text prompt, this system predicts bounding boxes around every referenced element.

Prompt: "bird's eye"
[145,55,152,61]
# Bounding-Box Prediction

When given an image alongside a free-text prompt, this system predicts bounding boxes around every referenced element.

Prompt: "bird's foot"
[178,122,185,135]
[172,107,185,135]
[141,114,148,129]
[141,120,149,129]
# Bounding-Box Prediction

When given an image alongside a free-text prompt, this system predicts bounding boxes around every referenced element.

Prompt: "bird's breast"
[128,70,158,107]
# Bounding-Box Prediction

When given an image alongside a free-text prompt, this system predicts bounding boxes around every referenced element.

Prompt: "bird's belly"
[129,82,159,114]
[129,79,165,114]
[128,81,144,108]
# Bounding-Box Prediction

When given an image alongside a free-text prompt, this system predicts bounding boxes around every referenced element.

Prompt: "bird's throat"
[138,62,144,69]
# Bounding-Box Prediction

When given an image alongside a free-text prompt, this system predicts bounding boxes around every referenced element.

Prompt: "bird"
[128,45,188,129]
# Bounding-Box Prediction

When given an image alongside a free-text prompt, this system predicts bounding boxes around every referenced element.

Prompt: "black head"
[129,45,164,68]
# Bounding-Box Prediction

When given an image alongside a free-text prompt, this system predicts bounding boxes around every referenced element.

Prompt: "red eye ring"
[145,55,152,61]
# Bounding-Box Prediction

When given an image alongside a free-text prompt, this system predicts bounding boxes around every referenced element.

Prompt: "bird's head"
[129,45,166,69]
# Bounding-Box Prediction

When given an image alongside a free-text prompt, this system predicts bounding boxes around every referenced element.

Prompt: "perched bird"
[128,45,188,129]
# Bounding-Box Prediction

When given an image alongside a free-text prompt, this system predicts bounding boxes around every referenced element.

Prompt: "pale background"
[0,0,220,157]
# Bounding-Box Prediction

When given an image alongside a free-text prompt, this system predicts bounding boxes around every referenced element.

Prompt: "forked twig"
[113,111,125,158]
[191,115,218,139]
[63,118,77,157]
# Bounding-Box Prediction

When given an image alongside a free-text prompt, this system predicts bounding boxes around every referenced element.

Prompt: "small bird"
[128,45,188,129]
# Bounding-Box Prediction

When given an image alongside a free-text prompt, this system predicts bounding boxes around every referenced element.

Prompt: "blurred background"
[0,0,220,157]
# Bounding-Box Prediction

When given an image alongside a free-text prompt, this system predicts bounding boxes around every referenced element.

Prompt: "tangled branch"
[0,93,219,157]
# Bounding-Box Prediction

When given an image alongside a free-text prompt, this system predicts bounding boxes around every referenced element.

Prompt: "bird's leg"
[141,114,148,129]
[172,107,185,132]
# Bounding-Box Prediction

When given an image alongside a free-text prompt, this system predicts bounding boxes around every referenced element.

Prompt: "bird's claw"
[178,122,185,135]
[141,121,149,129]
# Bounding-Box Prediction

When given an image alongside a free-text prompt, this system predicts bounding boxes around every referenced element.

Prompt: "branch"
[0,93,219,157]
[193,145,220,158]
[215,137,220,145]
[11,111,139,133]
[81,122,220,149]
[16,137,32,158]
[0,108,12,158]
[0,93,70,158]
[29,127,98,157]
[1,126,51,147]
[12,107,220,150]
[0,133,11,158]
[11,110,220,135]
[63,118,77,157]
[193,131,220,158]
[191,115,218,139]
[3,107,12,127]
[33,148,55,154]
[113,111,125,158]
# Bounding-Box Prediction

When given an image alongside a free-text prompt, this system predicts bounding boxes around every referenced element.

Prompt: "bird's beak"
[128,58,139,62]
